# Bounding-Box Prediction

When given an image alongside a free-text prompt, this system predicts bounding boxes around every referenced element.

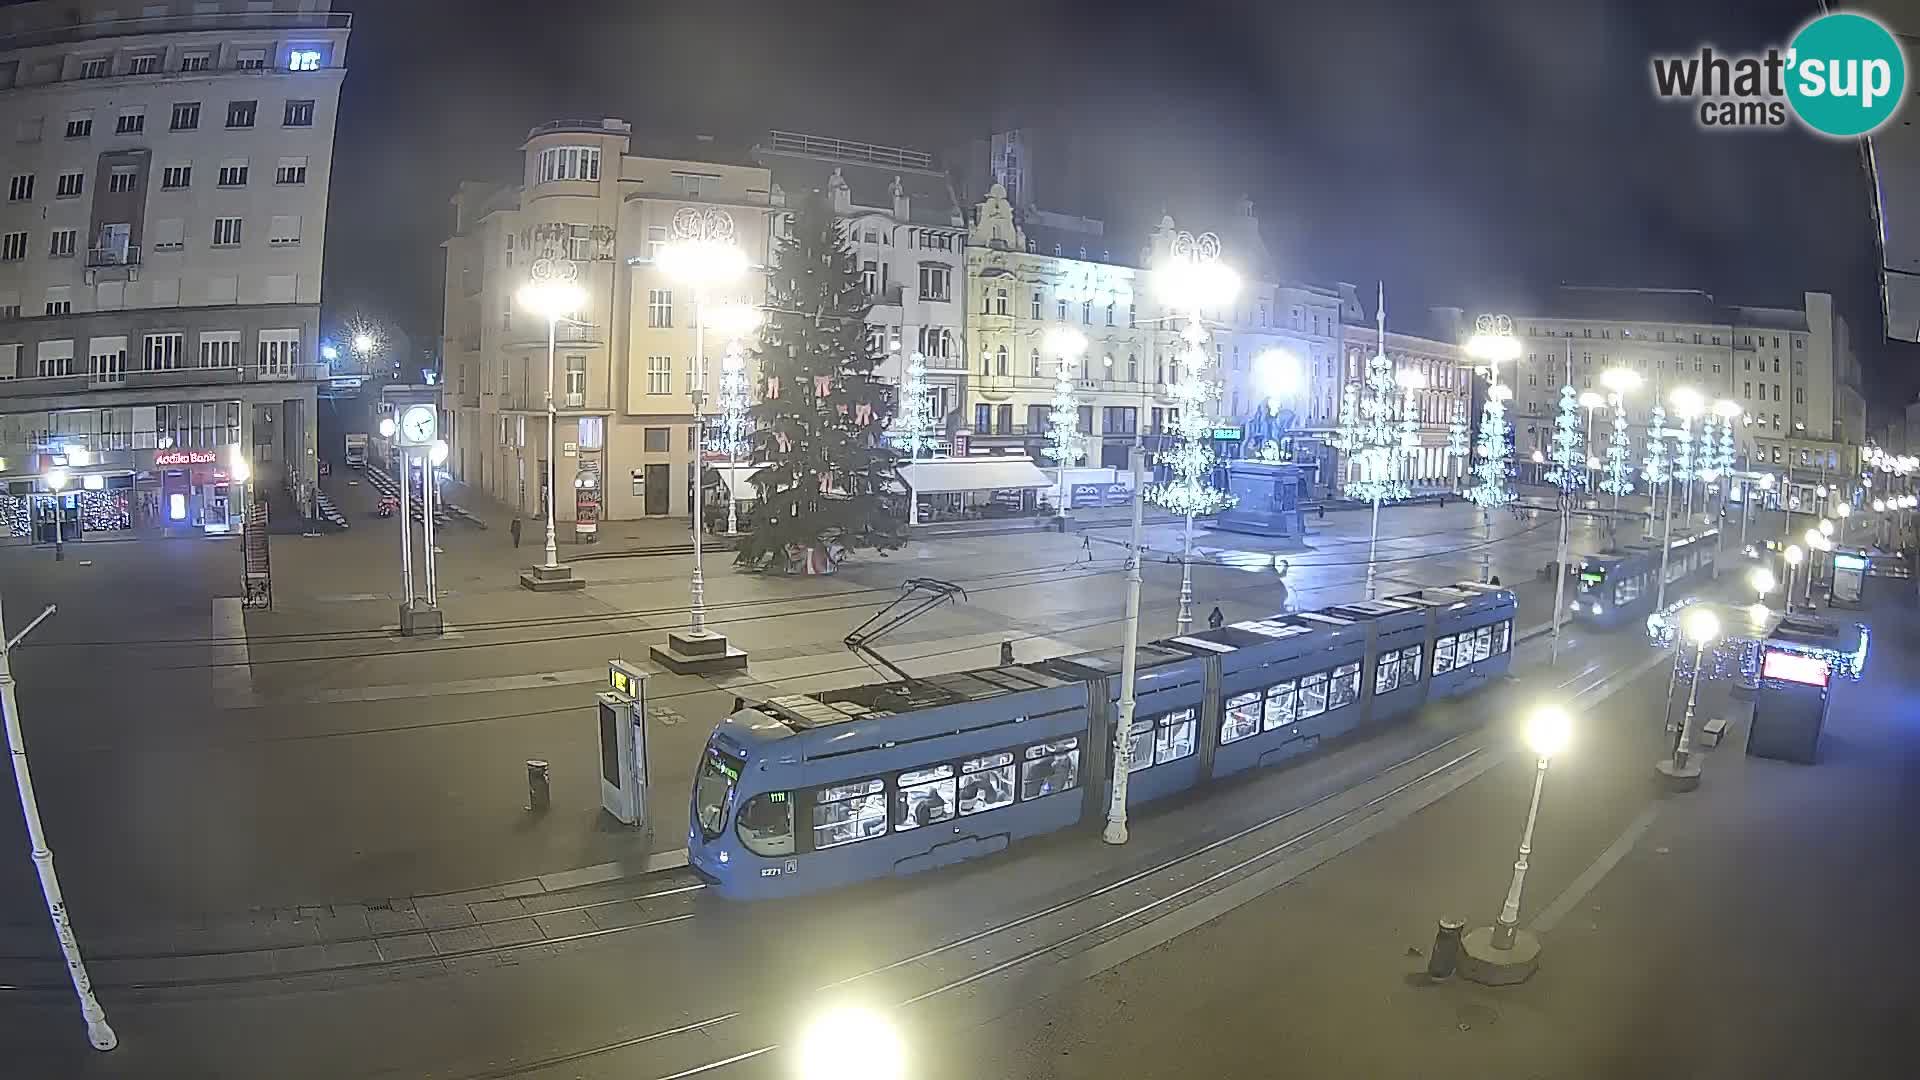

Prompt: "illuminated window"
[288,49,323,72]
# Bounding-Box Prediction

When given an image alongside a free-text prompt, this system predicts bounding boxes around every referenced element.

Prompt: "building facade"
[1334,287,1472,491]
[0,0,346,539]
[755,131,969,438]
[443,119,776,525]
[1505,287,1867,505]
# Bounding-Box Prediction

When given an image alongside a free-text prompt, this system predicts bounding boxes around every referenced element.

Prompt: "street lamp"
[1658,607,1719,790]
[352,331,376,356]
[660,207,747,648]
[1783,544,1803,614]
[1669,387,1705,522]
[43,468,69,562]
[1750,565,1775,606]
[796,1005,905,1080]
[517,277,588,576]
[1462,703,1570,984]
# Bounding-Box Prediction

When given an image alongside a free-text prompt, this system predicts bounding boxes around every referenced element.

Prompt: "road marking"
[1530,802,1660,935]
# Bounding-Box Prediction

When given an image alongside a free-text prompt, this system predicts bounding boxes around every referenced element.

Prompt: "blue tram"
[688,581,1518,900]
[1570,529,1719,630]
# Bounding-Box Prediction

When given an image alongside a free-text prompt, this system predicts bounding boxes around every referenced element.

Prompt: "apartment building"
[1333,287,1473,490]
[755,132,970,438]
[0,0,346,539]
[1506,287,1867,505]
[443,119,775,524]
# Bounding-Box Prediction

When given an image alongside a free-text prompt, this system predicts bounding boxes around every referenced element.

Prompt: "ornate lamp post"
[1150,230,1238,632]
[659,206,748,644]
[1042,326,1089,512]
[1347,285,1413,600]
[1544,344,1590,666]
[1461,703,1572,985]
[1656,387,1704,611]
[516,263,587,581]
[1657,607,1720,790]
[1599,368,1639,513]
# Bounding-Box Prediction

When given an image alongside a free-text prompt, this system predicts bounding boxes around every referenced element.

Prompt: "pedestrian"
[510,515,522,549]
[1000,640,1015,666]
[1081,533,1093,561]
[1207,606,1224,630]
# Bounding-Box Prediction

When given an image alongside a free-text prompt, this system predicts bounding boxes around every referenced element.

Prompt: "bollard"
[526,759,551,813]
[1427,917,1465,980]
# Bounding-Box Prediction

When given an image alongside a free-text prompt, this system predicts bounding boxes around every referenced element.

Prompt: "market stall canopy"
[899,455,1053,494]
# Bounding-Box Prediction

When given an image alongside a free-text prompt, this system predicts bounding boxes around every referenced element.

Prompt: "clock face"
[400,405,436,445]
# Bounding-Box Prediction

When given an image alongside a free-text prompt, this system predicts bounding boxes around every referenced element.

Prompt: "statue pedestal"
[1215,460,1308,543]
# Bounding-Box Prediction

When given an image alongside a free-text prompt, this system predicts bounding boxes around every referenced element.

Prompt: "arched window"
[994,288,1008,316]
[1030,349,1041,376]
[995,345,1009,375]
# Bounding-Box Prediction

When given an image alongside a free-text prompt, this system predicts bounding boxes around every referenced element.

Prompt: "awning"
[710,464,763,502]
[899,456,1053,494]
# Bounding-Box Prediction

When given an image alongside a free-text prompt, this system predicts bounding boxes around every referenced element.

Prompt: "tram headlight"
[717,849,729,864]
[1590,603,1602,616]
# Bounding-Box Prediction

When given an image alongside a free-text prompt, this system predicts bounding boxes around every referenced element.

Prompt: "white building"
[443,119,776,524]
[755,132,970,439]
[0,0,347,539]
[1505,287,1867,505]
[1334,287,1473,491]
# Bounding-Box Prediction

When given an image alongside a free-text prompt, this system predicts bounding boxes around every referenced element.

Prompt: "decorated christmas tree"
[1345,347,1409,503]
[1642,404,1670,490]
[1544,384,1588,493]
[739,191,902,571]
[1147,321,1235,518]
[1445,401,1470,487]
[1467,390,1513,510]
[1042,354,1086,471]
[1600,396,1634,498]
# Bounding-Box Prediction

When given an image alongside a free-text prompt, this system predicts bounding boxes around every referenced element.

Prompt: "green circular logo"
[1786,13,1907,137]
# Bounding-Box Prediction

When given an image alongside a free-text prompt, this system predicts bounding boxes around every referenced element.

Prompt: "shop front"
[141,447,246,535]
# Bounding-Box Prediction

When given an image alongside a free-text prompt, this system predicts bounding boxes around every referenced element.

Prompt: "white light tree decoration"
[1346,285,1413,600]
[897,348,935,526]
[1464,313,1519,584]
[1600,394,1635,503]
[1543,346,1588,667]
[1672,406,1696,520]
[1149,231,1238,632]
[1642,401,1670,537]
[1041,327,1089,514]
[1445,401,1470,491]
[718,342,750,535]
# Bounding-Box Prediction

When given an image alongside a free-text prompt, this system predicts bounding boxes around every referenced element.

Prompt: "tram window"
[1222,691,1262,743]
[959,752,1015,815]
[1434,635,1457,675]
[1298,672,1329,718]
[894,764,957,831]
[1021,737,1080,799]
[736,792,795,856]
[1126,719,1156,773]
[1155,708,1197,764]
[1495,621,1512,654]
[1329,662,1361,709]
[694,748,743,841]
[1398,644,1423,686]
[812,778,887,849]
[1263,680,1297,730]
[1616,576,1640,605]
[1375,650,1403,695]
[1473,625,1493,662]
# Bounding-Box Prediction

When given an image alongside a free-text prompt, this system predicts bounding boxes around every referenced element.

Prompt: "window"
[1,232,26,261]
[812,778,886,848]
[643,427,670,453]
[1106,301,1116,326]
[149,218,184,252]
[1773,385,1781,402]
[258,330,301,376]
[993,345,1008,375]
[957,752,1015,815]
[918,264,951,301]
[1021,737,1080,799]
[1082,298,1092,324]
[577,415,604,451]
[211,217,242,247]
[65,112,92,138]
[288,49,323,72]
[199,331,240,368]
[48,229,75,258]
[1745,381,1753,398]
[994,287,1008,316]
[1794,388,1804,404]
[116,109,145,134]
[237,49,267,71]
[565,354,586,400]
[0,344,16,379]
[44,286,72,315]
[1376,645,1423,694]
[533,146,600,183]
[89,338,128,384]
[275,156,308,185]
[169,102,200,131]
[7,174,32,201]
[37,340,76,376]
[283,100,314,127]
[144,332,184,370]
[1057,298,1068,321]
[218,160,248,187]
[1298,671,1329,719]
[735,793,793,857]
[157,164,190,191]
[1031,290,1042,320]
[647,289,672,328]
[893,764,957,831]
[1155,708,1198,764]
[916,325,953,359]
[672,172,718,198]
[181,53,210,72]
[129,54,161,75]
[1328,662,1362,709]
[225,100,257,128]
[645,354,672,394]
[108,167,138,193]
[80,58,110,79]
[1433,634,1457,676]
[269,215,302,246]
[1222,690,1263,743]
[56,171,84,197]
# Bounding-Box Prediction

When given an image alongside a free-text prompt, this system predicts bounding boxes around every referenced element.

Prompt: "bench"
[1700,715,1731,748]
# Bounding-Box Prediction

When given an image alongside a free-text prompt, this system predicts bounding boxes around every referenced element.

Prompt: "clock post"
[392,402,445,636]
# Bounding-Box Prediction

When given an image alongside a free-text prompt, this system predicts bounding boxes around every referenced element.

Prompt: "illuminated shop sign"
[1761,650,1830,687]
[154,449,220,467]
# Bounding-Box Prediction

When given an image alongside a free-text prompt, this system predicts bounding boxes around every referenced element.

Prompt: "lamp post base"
[649,629,749,675]
[519,563,584,592]
[398,600,444,637]
[1457,925,1541,986]
[1655,756,1703,791]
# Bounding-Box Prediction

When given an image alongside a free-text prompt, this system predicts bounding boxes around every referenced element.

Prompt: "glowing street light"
[1749,565,1774,605]
[796,1006,905,1080]
[1461,704,1571,984]
[1658,607,1719,790]
[1783,543,1804,614]
[518,279,589,575]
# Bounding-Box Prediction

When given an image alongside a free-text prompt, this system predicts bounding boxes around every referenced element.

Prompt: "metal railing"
[526,118,630,139]
[766,131,932,170]
[86,246,140,268]
[0,11,351,51]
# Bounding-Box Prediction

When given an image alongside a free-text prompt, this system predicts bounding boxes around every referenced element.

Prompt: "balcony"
[87,246,140,269]
[866,285,905,308]
[505,321,603,349]
[563,392,586,409]
[0,11,351,51]
[0,363,330,401]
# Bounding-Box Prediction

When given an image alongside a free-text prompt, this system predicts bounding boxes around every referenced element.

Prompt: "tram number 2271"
[762,859,800,878]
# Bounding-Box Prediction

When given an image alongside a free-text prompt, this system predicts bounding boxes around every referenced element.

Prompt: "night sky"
[319,0,1918,415]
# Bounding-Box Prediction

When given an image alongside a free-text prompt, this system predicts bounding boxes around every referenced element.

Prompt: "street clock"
[398,404,437,447]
